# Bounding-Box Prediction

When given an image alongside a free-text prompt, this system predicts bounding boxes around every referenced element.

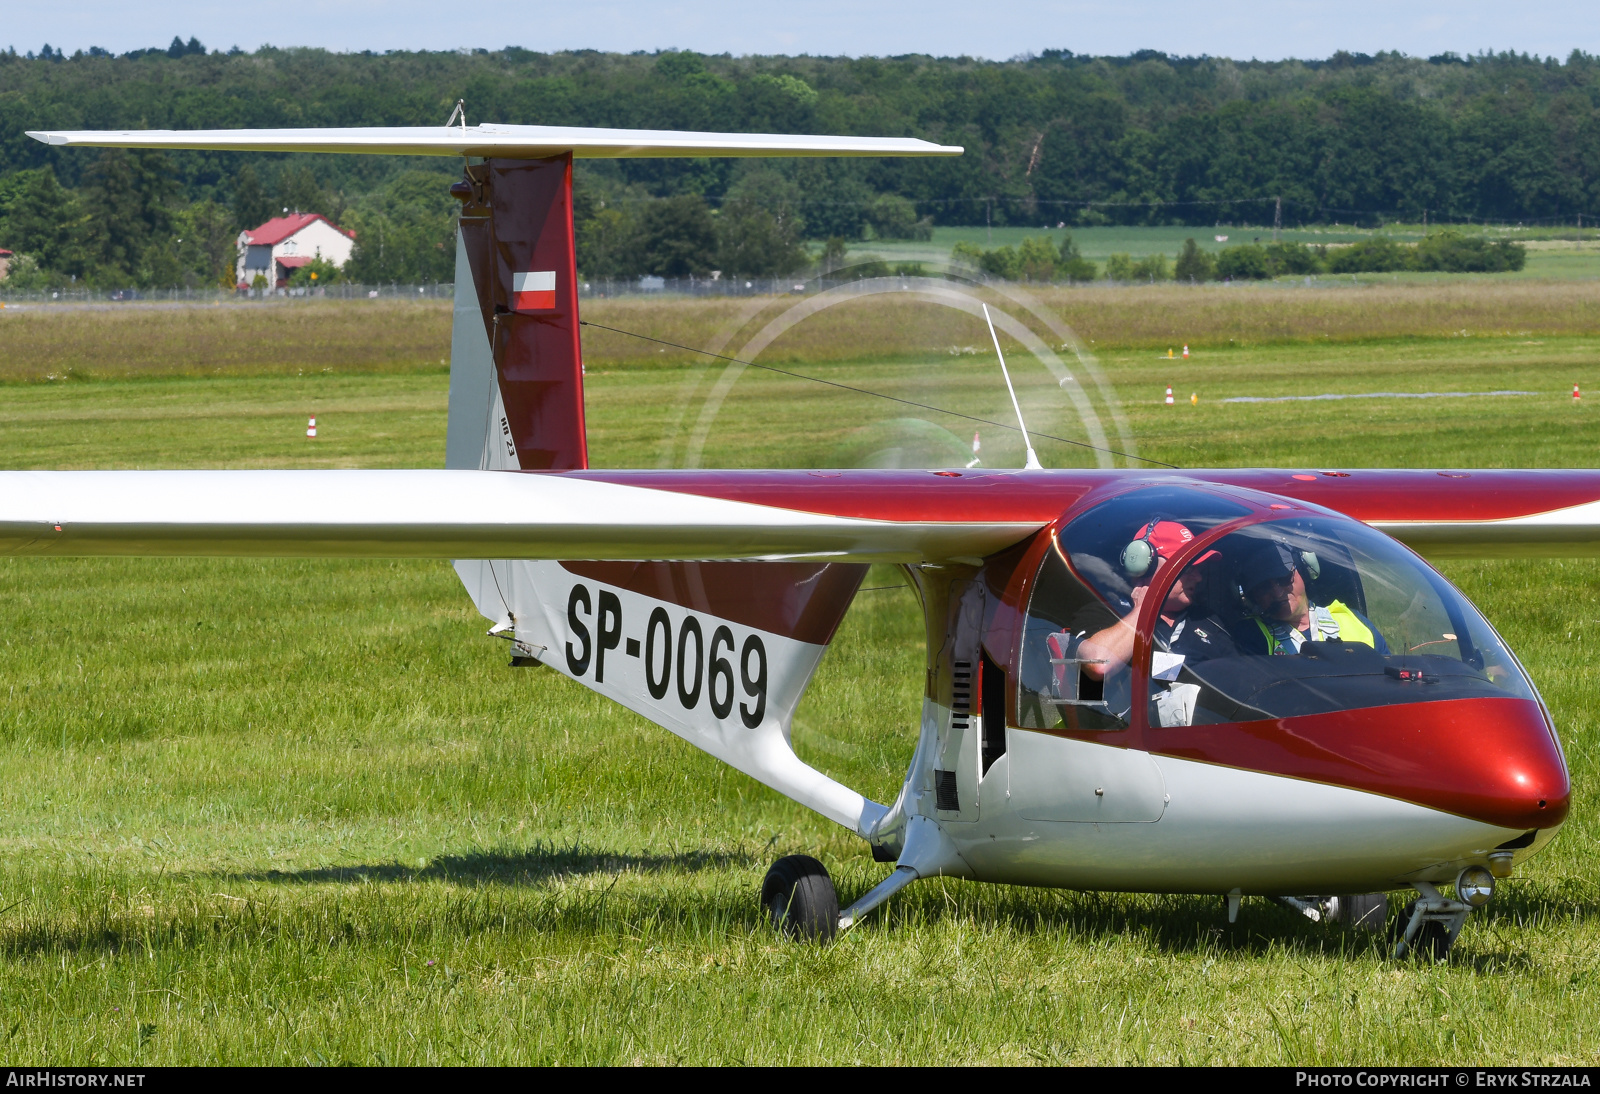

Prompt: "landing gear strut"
[1389,868,1498,961]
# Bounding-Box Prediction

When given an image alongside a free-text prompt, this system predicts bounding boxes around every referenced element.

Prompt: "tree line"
[951,232,1528,283]
[0,41,1593,286]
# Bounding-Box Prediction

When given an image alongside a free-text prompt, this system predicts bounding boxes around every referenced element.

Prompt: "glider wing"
[27,124,962,159]
[0,469,1039,563]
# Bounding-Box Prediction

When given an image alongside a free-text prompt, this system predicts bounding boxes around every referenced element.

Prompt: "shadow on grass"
[856,877,1600,965]
[5,854,1592,966]
[218,841,762,888]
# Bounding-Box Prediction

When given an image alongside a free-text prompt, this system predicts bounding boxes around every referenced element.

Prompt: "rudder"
[446,155,586,471]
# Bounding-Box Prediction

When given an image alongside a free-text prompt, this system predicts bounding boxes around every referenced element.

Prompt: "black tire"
[761,855,838,943]
[1335,893,1388,932]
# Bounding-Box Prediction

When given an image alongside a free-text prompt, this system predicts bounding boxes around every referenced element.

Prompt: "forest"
[1,40,1597,286]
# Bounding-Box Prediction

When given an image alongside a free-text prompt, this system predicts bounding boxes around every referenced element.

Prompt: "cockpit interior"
[1018,486,1537,733]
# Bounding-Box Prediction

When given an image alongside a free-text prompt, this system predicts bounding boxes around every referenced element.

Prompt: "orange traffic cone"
[307,416,317,438]
[1165,386,1175,406]
[1182,345,1190,358]
[1574,385,1582,404]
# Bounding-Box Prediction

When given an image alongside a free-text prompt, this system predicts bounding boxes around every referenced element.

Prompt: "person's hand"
[1129,584,1148,612]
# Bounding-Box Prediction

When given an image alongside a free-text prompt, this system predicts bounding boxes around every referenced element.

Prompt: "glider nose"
[1459,702,1570,830]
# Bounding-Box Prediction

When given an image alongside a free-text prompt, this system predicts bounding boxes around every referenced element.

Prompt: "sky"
[6,0,1597,62]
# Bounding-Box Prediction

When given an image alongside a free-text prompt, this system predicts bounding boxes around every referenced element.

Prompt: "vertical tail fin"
[446,155,587,471]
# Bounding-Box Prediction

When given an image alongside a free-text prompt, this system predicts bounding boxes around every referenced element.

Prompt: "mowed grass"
[1,294,1600,1063]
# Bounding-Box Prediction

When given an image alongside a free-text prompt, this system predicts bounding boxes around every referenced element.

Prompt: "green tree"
[818,237,849,275]
[1215,244,1272,280]
[1016,236,1059,280]
[951,241,984,268]
[724,169,804,237]
[287,254,342,288]
[231,165,274,231]
[277,165,340,222]
[576,205,637,279]
[1131,252,1170,281]
[1264,242,1323,275]
[1324,236,1412,273]
[978,245,1021,280]
[633,195,716,276]
[0,168,88,279]
[1103,253,1137,281]
[0,252,52,289]
[1173,238,1215,283]
[1057,234,1097,282]
[1412,231,1526,272]
[717,198,806,276]
[77,149,178,285]
[865,194,931,241]
[172,200,239,288]
[344,171,455,283]
[794,171,872,241]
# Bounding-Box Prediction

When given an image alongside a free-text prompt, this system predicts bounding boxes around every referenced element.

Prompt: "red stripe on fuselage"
[559,560,867,645]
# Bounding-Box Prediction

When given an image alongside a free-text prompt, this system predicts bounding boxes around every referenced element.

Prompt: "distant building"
[0,249,12,281]
[236,213,355,290]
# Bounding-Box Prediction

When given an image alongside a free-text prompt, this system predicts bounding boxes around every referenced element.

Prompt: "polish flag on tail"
[512,271,557,312]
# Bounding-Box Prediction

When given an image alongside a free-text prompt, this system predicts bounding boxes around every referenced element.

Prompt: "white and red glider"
[10,121,1594,956]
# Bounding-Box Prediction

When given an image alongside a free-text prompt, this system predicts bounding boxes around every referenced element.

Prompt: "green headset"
[1120,518,1165,578]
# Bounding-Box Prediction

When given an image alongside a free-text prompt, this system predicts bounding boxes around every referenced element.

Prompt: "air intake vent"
[951,660,972,731]
[1496,829,1538,850]
[935,769,959,812]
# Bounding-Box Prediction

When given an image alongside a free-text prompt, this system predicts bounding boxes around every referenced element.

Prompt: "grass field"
[1,289,1600,1063]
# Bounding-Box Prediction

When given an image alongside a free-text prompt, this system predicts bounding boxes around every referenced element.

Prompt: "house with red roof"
[236,213,355,291]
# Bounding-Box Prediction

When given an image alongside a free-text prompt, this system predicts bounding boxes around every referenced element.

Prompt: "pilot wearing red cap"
[1051,518,1235,722]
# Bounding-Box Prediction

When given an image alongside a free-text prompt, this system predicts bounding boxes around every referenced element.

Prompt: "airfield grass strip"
[7,279,1600,384]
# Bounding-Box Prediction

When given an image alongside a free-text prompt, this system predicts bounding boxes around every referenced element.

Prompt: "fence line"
[1,267,1526,306]
[0,283,456,305]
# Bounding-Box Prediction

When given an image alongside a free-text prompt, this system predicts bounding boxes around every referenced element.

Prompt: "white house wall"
[273,220,354,270]
[235,220,355,289]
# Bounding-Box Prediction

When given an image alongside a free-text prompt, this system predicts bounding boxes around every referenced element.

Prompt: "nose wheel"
[761,855,838,943]
[1389,871,1497,961]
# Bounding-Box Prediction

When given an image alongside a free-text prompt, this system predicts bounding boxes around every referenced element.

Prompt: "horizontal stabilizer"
[0,470,1035,563]
[26,124,962,160]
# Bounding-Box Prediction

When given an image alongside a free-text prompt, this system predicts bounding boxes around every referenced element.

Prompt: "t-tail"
[439,155,880,828]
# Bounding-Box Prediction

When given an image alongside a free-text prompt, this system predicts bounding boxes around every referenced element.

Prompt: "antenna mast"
[982,303,1042,470]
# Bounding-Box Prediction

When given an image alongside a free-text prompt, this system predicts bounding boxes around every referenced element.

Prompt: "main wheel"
[1333,893,1388,932]
[761,855,838,943]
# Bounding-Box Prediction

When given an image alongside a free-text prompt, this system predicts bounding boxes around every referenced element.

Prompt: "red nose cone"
[1349,697,1571,829]
[1152,697,1569,829]
[1462,704,1571,829]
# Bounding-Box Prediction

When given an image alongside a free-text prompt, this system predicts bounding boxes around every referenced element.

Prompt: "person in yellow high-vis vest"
[1234,539,1389,657]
